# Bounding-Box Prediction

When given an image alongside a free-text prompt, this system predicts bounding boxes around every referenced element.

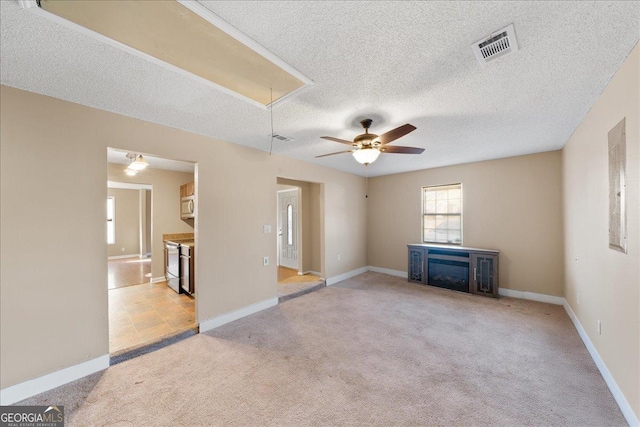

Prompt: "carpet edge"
[199,297,279,333]
[0,355,109,405]
[563,299,639,427]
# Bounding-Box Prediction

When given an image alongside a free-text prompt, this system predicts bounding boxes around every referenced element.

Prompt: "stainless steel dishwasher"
[165,241,181,293]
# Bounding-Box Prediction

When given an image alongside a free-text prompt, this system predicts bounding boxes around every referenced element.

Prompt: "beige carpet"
[17,272,625,426]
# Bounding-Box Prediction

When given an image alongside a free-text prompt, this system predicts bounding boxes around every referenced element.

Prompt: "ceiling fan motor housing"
[354,132,379,147]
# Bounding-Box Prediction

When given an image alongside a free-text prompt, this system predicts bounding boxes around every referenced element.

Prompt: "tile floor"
[108,257,152,290]
[109,281,196,353]
[277,266,321,284]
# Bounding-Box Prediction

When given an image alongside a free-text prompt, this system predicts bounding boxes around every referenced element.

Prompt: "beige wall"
[107,188,140,257]
[144,189,152,254]
[368,151,564,296]
[562,43,639,419]
[277,178,322,274]
[138,189,151,256]
[308,183,322,273]
[0,85,367,389]
[107,164,194,279]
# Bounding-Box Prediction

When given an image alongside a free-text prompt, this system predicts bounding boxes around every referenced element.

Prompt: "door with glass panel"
[277,189,299,270]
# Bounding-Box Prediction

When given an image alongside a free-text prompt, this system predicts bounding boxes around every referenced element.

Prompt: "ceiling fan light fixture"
[353,147,380,165]
[317,119,418,165]
[125,169,138,177]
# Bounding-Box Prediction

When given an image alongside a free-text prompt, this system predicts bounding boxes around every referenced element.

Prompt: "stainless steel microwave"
[181,195,195,219]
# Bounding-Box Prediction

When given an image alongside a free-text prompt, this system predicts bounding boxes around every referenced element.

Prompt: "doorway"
[276,178,324,301]
[278,188,300,272]
[107,182,152,290]
[106,148,198,357]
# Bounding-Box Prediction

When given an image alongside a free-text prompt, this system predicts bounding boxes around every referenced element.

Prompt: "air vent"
[271,134,294,142]
[472,24,518,66]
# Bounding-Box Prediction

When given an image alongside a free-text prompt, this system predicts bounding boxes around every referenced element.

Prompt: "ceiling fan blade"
[375,124,417,145]
[380,145,424,154]
[315,150,354,158]
[320,136,355,145]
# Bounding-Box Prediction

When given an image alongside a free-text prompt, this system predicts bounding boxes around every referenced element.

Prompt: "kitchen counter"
[163,232,194,242]
[174,240,195,248]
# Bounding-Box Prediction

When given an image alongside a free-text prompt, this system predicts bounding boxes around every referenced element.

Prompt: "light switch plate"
[263,225,272,233]
[263,257,269,266]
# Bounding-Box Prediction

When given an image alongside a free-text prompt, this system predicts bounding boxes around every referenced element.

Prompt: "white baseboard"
[563,300,639,426]
[366,268,564,305]
[368,266,407,278]
[0,355,109,405]
[326,266,369,286]
[150,277,166,284]
[498,288,564,305]
[199,297,279,333]
[299,270,322,276]
[107,254,140,260]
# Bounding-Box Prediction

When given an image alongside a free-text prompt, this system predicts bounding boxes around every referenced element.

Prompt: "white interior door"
[278,189,299,270]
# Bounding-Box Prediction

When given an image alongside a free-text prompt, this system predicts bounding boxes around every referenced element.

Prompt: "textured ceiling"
[1,1,638,177]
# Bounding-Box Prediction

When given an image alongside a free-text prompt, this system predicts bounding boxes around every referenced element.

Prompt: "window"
[107,196,115,245]
[423,184,462,244]
[286,204,293,245]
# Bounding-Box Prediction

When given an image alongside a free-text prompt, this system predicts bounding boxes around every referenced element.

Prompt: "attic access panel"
[608,118,627,253]
[34,0,312,108]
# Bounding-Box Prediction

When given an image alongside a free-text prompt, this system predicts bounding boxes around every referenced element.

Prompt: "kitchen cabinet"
[180,243,195,295]
[407,244,499,298]
[180,182,195,198]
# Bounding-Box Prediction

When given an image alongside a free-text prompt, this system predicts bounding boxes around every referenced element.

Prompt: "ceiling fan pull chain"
[365,164,369,199]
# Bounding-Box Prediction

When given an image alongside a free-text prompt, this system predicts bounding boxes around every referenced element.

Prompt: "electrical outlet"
[263,257,269,266]
[597,320,602,335]
[121,247,125,252]
[337,254,341,261]
[263,225,271,233]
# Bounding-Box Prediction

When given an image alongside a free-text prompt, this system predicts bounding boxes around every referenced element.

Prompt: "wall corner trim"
[199,297,279,333]
[563,299,639,427]
[0,354,109,405]
[326,266,369,286]
[368,266,408,278]
[498,288,564,305]
[299,270,322,276]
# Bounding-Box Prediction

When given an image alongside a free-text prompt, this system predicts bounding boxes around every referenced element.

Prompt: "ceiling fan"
[316,119,424,165]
